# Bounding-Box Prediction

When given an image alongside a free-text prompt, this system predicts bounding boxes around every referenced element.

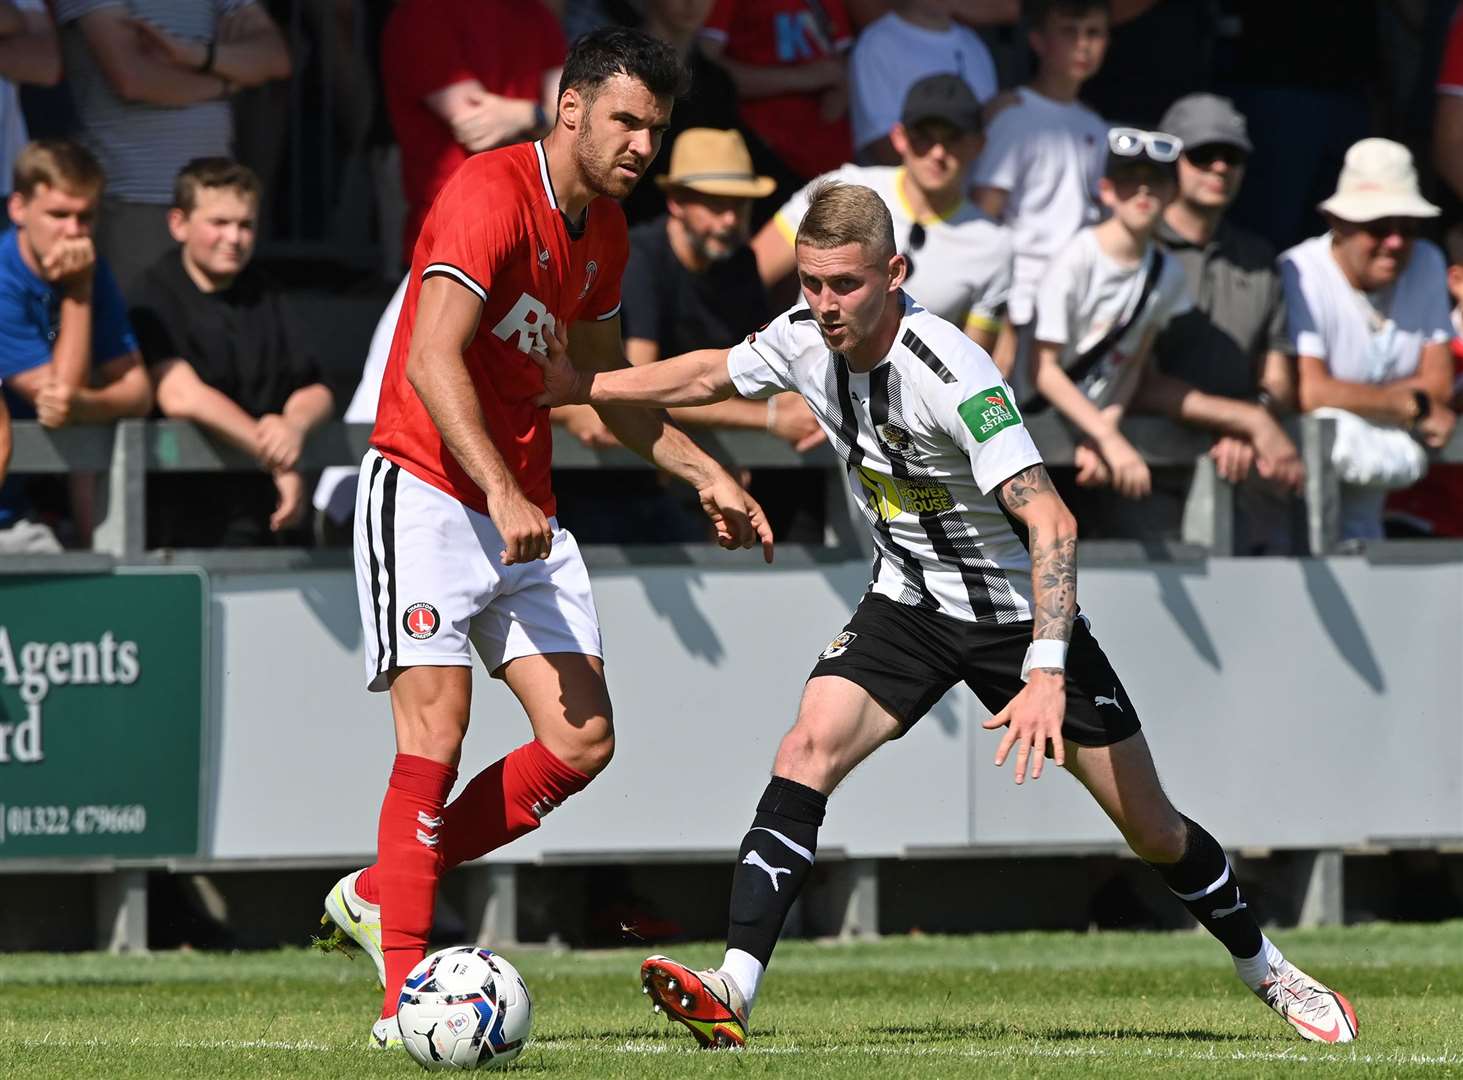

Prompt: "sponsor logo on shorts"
[403,602,440,640]
[876,422,914,456]
[819,630,857,660]
[958,385,1022,443]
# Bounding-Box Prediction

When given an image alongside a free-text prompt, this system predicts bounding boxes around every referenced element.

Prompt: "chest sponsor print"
[855,465,954,522]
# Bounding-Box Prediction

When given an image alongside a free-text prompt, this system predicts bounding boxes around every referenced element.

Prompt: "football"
[397,946,533,1071]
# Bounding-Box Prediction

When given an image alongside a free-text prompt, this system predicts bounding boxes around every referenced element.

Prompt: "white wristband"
[766,395,779,432]
[1020,639,1068,682]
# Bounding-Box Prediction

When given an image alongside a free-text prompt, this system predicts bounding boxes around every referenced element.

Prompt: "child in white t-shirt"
[1030,128,1193,499]
[971,0,1111,339]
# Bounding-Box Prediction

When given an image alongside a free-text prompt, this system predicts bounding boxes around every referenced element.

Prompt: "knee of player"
[556,721,615,779]
[773,723,838,781]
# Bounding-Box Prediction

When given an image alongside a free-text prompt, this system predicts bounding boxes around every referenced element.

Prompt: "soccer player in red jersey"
[320,28,774,1048]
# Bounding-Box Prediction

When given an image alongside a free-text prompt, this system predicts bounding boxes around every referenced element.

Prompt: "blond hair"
[795,180,895,264]
[12,139,105,201]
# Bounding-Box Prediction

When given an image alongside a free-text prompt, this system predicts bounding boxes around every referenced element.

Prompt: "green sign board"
[0,570,206,859]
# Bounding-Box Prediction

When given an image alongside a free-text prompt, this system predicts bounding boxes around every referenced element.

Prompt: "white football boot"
[1255,959,1358,1043]
[321,869,386,988]
[369,1015,403,1050]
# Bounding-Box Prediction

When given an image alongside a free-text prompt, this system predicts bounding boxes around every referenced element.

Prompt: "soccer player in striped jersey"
[533,179,1358,1048]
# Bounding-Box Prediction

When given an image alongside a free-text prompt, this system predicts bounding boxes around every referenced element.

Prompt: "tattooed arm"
[997,463,1078,645]
[982,463,1079,786]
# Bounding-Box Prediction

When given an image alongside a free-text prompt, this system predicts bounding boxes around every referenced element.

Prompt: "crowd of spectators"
[1,0,1461,554]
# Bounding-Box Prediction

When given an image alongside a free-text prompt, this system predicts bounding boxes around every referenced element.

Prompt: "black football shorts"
[807,593,1141,746]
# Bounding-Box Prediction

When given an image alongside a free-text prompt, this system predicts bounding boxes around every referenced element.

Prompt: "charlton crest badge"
[403,602,440,640]
[579,259,598,300]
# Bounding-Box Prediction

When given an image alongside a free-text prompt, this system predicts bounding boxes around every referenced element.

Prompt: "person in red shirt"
[322,28,774,1049]
[699,0,855,181]
[382,0,566,261]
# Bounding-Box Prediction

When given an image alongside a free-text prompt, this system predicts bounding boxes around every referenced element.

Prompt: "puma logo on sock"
[1211,899,1248,919]
[743,850,791,891]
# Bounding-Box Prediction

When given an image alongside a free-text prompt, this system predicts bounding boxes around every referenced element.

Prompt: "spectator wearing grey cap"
[752,73,1012,353]
[848,0,997,167]
[1129,92,1305,551]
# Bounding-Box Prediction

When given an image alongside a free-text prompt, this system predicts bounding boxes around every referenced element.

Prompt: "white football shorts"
[353,449,603,691]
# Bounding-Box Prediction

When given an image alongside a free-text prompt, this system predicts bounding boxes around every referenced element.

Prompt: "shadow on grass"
[868,1020,1251,1044]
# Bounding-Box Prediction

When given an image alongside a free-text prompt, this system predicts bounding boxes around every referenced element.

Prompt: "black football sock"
[1148,815,1263,959]
[725,776,827,973]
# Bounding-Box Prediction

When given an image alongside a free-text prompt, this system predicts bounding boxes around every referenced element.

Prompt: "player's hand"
[556,404,619,448]
[767,394,827,452]
[270,469,306,532]
[1073,442,1110,487]
[530,319,591,408]
[35,381,76,428]
[1416,402,1458,449]
[1209,434,1256,485]
[40,236,96,290]
[486,486,553,565]
[255,413,307,471]
[1096,433,1151,499]
[982,669,1066,785]
[696,471,774,563]
[127,17,206,70]
[1246,417,1304,491]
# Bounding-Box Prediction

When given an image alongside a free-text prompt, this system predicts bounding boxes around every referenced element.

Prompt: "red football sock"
[439,740,591,869]
[375,753,457,1020]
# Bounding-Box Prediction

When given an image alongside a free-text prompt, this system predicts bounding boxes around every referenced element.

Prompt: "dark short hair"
[172,157,261,214]
[12,139,105,200]
[1024,0,1110,26]
[558,26,690,108]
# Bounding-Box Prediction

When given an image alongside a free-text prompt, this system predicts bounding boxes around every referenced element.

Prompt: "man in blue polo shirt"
[0,138,151,550]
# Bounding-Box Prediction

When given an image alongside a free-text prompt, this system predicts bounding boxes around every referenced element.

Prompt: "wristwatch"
[1410,389,1432,429]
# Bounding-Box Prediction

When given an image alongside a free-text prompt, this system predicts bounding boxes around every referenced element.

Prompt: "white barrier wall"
[207,555,1463,862]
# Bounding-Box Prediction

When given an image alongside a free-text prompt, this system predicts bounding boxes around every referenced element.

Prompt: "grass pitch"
[1,922,1461,1079]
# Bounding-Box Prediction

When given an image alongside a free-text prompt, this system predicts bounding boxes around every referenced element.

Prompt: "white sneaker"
[369,1016,402,1050]
[1255,960,1358,1043]
[321,869,385,988]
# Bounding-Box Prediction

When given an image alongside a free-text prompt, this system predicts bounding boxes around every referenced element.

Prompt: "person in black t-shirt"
[553,128,824,543]
[132,158,335,547]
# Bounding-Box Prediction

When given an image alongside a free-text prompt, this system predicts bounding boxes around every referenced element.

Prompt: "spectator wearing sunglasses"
[1128,93,1304,551]
[752,74,1011,353]
[1028,127,1192,503]
[1279,138,1457,541]
[971,0,1110,372]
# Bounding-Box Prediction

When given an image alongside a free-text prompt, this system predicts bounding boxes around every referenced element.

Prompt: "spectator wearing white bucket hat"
[1279,138,1457,541]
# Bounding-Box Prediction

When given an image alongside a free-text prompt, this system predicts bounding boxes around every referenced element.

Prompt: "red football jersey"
[371,141,628,518]
[701,0,853,179]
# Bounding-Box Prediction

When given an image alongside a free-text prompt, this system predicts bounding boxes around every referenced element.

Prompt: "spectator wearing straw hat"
[1279,138,1457,541]
[619,127,822,448]
[554,128,822,545]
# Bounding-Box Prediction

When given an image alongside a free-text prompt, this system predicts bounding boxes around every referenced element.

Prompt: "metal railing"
[5,415,1462,562]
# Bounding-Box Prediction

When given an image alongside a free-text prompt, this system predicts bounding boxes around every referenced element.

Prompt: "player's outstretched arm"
[984,464,1078,785]
[407,276,553,565]
[538,317,773,561]
[533,319,736,410]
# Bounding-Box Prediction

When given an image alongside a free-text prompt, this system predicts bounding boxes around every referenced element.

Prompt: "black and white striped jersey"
[727,294,1042,625]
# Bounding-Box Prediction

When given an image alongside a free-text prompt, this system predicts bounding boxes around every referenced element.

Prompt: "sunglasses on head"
[1358,217,1419,240]
[1108,127,1183,163]
[1184,144,1248,169]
